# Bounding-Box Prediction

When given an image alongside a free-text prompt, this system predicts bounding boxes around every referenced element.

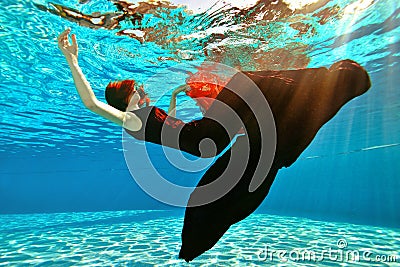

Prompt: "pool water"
[0,0,399,265]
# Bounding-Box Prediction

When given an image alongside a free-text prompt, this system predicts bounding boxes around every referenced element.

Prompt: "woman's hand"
[172,84,188,96]
[58,28,78,60]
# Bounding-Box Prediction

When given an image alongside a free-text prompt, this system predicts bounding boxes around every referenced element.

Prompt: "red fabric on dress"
[185,71,226,112]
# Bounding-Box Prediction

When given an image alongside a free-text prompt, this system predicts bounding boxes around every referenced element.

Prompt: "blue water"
[0,0,399,265]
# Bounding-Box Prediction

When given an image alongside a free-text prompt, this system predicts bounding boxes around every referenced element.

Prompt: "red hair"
[105,80,149,111]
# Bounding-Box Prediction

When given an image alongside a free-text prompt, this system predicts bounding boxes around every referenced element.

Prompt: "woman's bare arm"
[168,84,188,117]
[57,29,142,131]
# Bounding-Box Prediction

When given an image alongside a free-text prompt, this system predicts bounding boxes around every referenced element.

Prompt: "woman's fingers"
[58,28,69,41]
[58,28,72,47]
[71,34,77,47]
[57,28,78,58]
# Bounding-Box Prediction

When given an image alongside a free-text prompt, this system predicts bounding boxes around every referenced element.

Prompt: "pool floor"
[0,210,399,266]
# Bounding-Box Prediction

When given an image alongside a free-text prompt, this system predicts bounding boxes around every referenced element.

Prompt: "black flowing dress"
[126,60,371,262]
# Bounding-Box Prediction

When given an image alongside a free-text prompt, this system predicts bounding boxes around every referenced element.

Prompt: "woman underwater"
[58,29,371,261]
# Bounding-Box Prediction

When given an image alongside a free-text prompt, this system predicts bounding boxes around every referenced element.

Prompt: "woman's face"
[126,91,140,111]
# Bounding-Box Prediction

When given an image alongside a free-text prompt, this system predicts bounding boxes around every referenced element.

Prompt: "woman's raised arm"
[57,29,142,131]
[168,84,189,117]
